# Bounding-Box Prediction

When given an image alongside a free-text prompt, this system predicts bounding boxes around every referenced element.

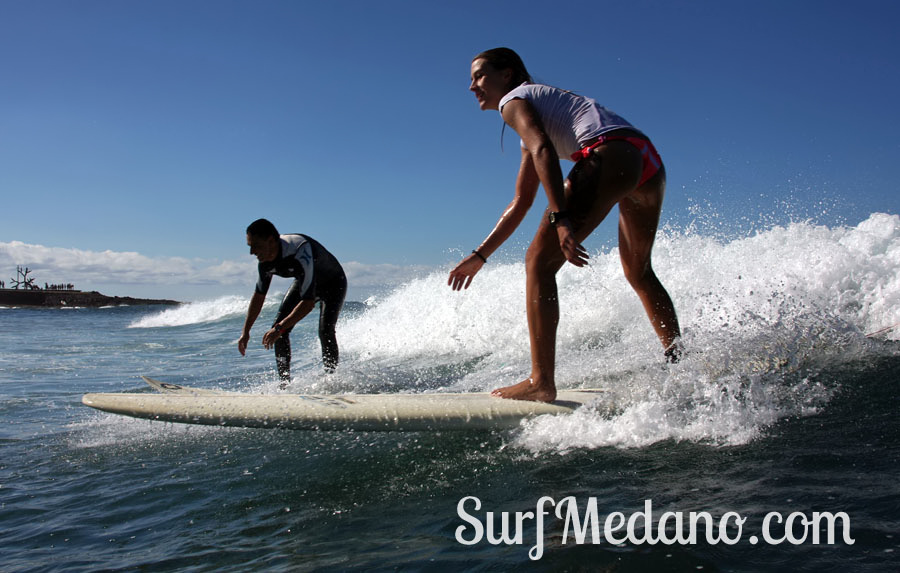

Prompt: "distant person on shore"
[238,219,347,386]
[448,47,681,402]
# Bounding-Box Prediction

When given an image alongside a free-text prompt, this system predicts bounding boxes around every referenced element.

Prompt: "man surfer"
[239,219,347,385]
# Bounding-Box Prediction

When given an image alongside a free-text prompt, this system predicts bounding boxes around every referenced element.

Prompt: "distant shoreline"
[0,288,180,308]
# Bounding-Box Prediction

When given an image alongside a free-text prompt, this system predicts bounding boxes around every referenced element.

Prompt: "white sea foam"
[336,213,900,450]
[106,214,900,451]
[70,412,239,449]
[128,294,278,328]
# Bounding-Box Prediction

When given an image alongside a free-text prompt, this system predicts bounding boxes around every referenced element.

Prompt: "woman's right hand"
[557,220,589,267]
[448,253,485,291]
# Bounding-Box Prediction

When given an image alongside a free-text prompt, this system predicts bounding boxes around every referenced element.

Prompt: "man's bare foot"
[491,378,557,403]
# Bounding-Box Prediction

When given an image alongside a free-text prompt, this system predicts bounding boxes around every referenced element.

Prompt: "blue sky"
[1,0,898,300]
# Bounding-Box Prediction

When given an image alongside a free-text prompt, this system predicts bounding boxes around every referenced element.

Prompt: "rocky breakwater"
[0,289,180,308]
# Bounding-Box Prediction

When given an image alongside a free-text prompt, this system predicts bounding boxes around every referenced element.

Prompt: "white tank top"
[498,83,641,159]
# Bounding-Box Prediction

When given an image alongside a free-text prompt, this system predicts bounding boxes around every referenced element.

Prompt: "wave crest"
[332,213,900,449]
[128,295,254,328]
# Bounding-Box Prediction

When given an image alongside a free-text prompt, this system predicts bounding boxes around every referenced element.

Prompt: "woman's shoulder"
[499,83,557,111]
[503,82,574,101]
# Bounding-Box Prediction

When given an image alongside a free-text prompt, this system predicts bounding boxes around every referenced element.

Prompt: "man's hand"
[262,325,282,349]
[237,333,250,356]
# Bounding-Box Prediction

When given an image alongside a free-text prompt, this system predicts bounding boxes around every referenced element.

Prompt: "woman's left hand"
[557,221,589,267]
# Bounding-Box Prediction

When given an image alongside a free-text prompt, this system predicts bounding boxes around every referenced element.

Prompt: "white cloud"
[0,241,252,288]
[0,241,436,300]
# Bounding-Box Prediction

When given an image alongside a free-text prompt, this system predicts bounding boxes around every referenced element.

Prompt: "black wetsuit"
[255,234,346,379]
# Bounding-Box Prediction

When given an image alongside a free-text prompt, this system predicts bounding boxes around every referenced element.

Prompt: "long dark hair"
[473,47,532,89]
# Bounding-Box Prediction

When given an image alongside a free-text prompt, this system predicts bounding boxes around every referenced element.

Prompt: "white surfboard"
[80,377,607,431]
[140,376,242,396]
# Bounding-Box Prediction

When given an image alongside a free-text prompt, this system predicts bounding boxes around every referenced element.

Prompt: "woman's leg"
[617,166,681,353]
[493,141,644,402]
[489,223,568,402]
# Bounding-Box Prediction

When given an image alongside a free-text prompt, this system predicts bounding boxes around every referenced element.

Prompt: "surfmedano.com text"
[454,496,854,561]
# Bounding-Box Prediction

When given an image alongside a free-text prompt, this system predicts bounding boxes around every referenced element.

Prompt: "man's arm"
[262,298,316,349]
[238,290,266,355]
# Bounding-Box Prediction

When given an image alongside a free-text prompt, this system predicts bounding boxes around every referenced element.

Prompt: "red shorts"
[570,135,662,187]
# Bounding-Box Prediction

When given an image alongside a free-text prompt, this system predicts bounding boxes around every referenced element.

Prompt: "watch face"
[549,211,567,225]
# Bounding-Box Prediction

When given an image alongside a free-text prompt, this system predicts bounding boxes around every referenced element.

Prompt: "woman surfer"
[448,47,681,402]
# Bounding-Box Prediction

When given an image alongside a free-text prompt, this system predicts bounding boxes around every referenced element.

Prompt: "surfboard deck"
[141,376,242,396]
[80,377,607,431]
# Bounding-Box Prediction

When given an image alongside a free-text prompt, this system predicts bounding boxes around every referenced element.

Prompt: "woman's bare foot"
[491,377,557,403]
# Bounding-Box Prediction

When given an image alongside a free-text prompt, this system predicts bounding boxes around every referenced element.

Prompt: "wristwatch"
[548,211,569,226]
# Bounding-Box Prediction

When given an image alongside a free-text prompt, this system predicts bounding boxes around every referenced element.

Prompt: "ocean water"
[2,213,899,571]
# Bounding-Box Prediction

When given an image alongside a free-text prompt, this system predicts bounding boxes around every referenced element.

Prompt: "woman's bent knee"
[526,238,565,276]
[623,263,657,290]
